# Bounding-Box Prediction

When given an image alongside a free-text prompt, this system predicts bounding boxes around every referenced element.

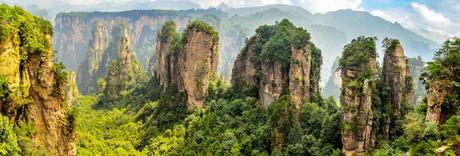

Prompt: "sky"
[2,0,459,42]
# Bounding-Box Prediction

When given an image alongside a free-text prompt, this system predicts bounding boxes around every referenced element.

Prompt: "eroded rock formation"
[0,6,75,155]
[381,39,412,140]
[231,19,321,111]
[153,21,219,110]
[340,37,377,155]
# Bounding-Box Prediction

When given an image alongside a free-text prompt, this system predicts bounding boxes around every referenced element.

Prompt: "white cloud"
[411,2,453,27]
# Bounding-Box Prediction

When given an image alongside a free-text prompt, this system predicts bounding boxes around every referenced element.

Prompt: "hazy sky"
[2,0,459,40]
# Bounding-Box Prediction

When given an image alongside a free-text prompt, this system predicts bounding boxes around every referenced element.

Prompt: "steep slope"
[0,5,75,155]
[339,37,377,155]
[381,38,413,140]
[231,19,322,110]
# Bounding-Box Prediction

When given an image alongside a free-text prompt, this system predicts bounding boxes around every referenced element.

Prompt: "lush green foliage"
[0,115,19,155]
[185,20,219,41]
[158,21,177,43]
[339,36,377,68]
[74,76,341,155]
[73,96,145,155]
[372,38,460,155]
[339,36,377,90]
[0,4,52,56]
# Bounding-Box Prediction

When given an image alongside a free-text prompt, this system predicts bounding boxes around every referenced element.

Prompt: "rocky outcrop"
[340,37,377,155]
[381,39,412,140]
[77,21,109,94]
[154,21,219,110]
[0,5,75,155]
[425,80,451,125]
[100,24,147,104]
[231,19,321,111]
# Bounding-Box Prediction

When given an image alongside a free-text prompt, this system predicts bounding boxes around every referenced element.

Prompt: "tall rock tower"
[381,38,412,140]
[153,21,219,110]
[339,37,377,155]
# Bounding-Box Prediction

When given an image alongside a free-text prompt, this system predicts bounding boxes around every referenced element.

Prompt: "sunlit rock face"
[154,21,219,110]
[381,39,412,140]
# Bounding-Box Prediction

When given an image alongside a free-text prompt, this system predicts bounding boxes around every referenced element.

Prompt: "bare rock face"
[0,6,75,155]
[154,21,219,110]
[425,79,451,125]
[231,19,321,110]
[289,46,312,111]
[77,21,109,94]
[381,39,412,140]
[339,37,377,155]
[178,27,219,110]
[153,21,176,89]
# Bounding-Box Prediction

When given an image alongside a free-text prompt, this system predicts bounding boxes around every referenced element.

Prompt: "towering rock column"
[153,21,219,111]
[340,37,377,155]
[154,21,176,89]
[177,23,219,110]
[381,39,412,140]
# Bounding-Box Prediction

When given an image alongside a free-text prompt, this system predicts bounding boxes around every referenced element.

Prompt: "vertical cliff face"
[381,39,412,140]
[154,21,219,110]
[178,26,219,110]
[153,21,176,89]
[231,19,321,110]
[0,5,75,155]
[339,37,377,155]
[77,21,109,94]
[100,24,146,104]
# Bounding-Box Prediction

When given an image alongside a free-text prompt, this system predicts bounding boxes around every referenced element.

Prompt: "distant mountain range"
[51,3,442,94]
